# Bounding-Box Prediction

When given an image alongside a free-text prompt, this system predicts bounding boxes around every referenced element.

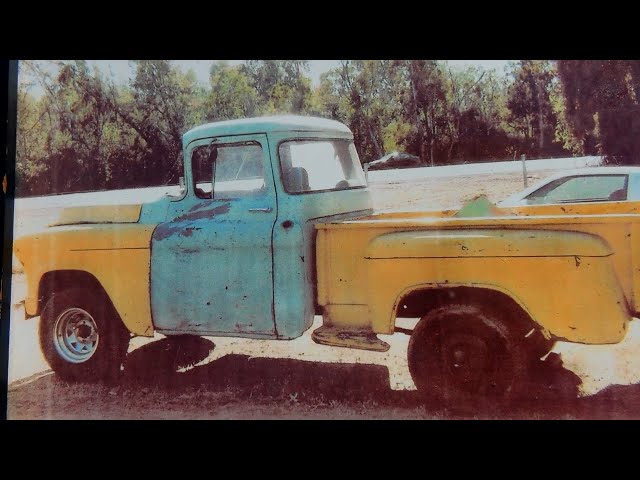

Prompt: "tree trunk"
[430,137,435,167]
[409,69,427,165]
[537,81,545,152]
[368,124,383,159]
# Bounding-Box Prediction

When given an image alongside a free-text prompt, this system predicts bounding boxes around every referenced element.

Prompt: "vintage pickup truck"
[13,116,638,406]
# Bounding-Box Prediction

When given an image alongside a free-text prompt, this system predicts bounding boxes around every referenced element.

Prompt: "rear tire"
[408,303,530,409]
[39,288,130,382]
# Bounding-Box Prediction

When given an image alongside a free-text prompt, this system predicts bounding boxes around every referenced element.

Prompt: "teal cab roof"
[183,115,352,146]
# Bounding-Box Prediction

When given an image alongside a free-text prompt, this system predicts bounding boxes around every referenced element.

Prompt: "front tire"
[39,288,130,382]
[408,303,530,409]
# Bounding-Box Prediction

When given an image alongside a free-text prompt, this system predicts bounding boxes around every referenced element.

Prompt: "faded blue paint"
[149,116,373,339]
[151,133,278,336]
[629,173,640,201]
[267,129,373,338]
[183,115,351,147]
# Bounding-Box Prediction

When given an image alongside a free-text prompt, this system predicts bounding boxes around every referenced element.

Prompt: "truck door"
[150,134,278,336]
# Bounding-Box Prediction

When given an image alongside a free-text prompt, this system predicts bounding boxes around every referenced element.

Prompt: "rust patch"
[174,203,231,223]
[153,203,231,241]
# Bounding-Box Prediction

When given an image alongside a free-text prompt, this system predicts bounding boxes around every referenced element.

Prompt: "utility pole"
[521,154,528,187]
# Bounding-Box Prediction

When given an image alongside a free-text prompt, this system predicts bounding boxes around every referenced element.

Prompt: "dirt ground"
[8,169,640,419]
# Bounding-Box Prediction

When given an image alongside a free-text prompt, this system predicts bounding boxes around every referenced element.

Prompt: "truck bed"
[315,205,640,344]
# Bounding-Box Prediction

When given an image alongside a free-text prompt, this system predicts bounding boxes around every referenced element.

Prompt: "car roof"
[545,166,640,176]
[183,115,352,145]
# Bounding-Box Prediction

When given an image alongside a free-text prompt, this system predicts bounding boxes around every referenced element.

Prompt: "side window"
[526,175,628,204]
[192,142,266,200]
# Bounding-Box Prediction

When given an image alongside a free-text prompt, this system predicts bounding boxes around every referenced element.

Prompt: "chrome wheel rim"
[53,308,100,363]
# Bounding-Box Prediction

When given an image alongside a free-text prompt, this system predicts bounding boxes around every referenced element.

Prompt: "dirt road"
[8,170,640,419]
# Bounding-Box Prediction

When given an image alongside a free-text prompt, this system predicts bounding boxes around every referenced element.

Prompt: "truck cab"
[149,116,372,339]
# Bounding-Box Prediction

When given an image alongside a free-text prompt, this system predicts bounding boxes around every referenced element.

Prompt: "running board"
[311,325,390,352]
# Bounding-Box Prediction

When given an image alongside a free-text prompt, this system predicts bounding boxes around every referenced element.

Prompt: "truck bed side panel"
[316,215,635,344]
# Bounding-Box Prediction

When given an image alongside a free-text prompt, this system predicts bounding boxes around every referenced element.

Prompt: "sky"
[87,59,511,86]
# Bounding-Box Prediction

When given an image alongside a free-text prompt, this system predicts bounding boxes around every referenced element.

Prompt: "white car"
[498,167,640,207]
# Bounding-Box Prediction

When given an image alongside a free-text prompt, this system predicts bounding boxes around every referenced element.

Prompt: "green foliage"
[241,60,312,114]
[506,60,563,156]
[16,59,590,196]
[206,61,258,120]
[557,60,640,163]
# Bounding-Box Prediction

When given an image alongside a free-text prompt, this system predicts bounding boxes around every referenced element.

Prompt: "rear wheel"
[408,303,530,409]
[39,288,130,382]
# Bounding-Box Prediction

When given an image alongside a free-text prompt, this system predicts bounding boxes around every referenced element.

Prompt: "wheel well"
[396,286,536,333]
[37,270,108,315]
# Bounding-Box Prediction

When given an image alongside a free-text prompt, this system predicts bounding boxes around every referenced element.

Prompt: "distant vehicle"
[498,167,640,207]
[366,151,422,171]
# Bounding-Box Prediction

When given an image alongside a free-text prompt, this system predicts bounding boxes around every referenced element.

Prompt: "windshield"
[278,139,367,194]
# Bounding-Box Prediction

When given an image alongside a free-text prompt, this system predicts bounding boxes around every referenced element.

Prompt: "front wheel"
[408,303,530,409]
[39,288,130,382]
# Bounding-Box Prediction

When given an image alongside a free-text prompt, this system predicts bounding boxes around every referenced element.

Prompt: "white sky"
[89,59,512,86]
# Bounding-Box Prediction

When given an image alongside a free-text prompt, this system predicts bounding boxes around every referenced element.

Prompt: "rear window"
[278,139,367,194]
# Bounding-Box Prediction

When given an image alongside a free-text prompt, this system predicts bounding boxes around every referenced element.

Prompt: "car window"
[526,175,628,204]
[192,142,266,199]
[279,139,367,194]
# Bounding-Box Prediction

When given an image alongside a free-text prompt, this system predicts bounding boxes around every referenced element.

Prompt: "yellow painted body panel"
[316,211,638,344]
[14,223,156,336]
[51,204,142,226]
[380,200,640,220]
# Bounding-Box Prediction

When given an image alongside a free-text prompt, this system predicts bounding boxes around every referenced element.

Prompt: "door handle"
[248,207,273,213]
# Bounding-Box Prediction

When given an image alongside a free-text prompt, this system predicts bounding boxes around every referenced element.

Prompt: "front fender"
[14,224,156,336]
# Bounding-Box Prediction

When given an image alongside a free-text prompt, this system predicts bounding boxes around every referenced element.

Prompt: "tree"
[113,60,200,186]
[241,60,312,114]
[557,60,640,163]
[17,60,125,193]
[317,60,409,162]
[206,61,258,120]
[442,67,513,162]
[506,60,558,156]
[15,74,51,195]
[400,60,448,166]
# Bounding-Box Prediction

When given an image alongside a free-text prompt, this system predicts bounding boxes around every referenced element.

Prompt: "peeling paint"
[153,203,231,241]
[175,203,231,223]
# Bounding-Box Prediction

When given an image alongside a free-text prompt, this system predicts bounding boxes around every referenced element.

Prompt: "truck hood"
[50,204,143,226]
